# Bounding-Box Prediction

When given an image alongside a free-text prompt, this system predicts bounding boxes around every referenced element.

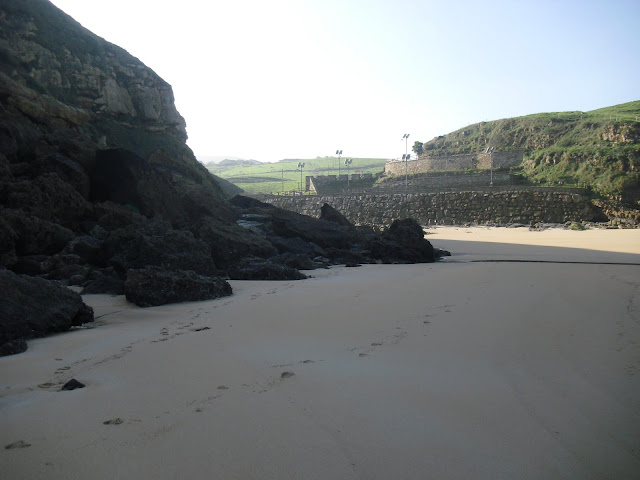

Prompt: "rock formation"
[0,269,93,355]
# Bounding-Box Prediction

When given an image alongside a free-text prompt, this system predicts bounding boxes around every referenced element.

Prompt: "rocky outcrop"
[0,269,94,355]
[124,267,232,308]
[231,197,440,265]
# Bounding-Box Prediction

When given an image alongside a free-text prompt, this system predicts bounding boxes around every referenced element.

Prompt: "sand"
[2,226,639,479]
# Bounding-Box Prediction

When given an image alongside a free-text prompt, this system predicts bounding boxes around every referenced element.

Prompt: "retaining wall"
[263,188,603,226]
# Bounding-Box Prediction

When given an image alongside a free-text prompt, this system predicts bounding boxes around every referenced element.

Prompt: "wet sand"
[2,226,639,479]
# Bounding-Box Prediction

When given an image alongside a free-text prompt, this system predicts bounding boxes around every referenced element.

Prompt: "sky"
[49,0,640,162]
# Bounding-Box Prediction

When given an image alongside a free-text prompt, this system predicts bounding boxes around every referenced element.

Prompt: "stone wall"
[385,150,523,176]
[375,171,524,190]
[263,188,604,226]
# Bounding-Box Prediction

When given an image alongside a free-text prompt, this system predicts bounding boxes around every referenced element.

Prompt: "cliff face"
[0,0,186,145]
[0,0,247,220]
[0,0,270,276]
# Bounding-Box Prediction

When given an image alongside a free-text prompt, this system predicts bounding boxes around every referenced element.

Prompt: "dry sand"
[2,226,639,479]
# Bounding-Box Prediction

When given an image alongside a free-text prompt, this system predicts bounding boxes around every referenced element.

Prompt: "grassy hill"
[208,157,386,195]
[421,101,640,198]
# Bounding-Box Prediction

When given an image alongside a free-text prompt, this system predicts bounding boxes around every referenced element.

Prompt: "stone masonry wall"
[263,188,603,226]
[385,150,523,176]
[375,172,520,190]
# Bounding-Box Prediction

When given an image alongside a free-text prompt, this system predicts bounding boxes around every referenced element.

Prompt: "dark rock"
[103,219,218,276]
[197,217,276,268]
[365,218,435,263]
[0,338,27,356]
[227,257,307,280]
[81,267,125,295]
[320,203,354,227]
[11,255,48,275]
[61,379,85,391]
[36,153,90,198]
[124,266,232,307]
[268,236,325,257]
[271,253,316,271]
[6,212,74,256]
[434,247,452,258]
[41,254,89,281]
[63,234,105,265]
[0,270,94,356]
[323,247,368,266]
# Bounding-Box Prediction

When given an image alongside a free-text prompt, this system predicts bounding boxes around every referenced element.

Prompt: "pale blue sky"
[50,0,639,162]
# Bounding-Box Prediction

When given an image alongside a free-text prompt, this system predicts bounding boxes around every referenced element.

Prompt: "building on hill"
[384,150,524,176]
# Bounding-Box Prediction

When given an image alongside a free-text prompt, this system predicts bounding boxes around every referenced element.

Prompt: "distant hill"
[417,101,640,219]
[218,159,262,167]
[208,157,387,195]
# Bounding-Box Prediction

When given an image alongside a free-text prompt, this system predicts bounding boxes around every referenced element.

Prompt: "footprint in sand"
[5,440,31,449]
[103,418,124,425]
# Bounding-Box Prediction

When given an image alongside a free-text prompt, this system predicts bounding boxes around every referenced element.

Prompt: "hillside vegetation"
[421,102,640,206]
[207,157,386,195]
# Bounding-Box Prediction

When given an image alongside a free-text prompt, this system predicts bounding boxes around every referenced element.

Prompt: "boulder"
[124,266,232,307]
[0,270,94,356]
[365,218,435,263]
[227,257,308,280]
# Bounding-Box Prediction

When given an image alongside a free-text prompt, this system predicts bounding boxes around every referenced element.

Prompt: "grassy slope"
[208,157,386,195]
[421,101,640,199]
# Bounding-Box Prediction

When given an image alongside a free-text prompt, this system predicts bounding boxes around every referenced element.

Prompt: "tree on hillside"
[412,141,424,156]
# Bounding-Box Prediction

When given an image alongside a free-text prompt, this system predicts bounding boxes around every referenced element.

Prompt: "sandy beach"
[2,226,640,479]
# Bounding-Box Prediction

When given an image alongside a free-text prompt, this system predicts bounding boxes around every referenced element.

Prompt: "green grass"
[420,101,640,198]
[208,157,386,195]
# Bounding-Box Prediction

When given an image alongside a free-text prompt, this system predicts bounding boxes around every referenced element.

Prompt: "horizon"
[50,0,640,163]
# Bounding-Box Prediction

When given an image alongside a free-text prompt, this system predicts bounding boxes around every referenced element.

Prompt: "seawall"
[263,188,604,226]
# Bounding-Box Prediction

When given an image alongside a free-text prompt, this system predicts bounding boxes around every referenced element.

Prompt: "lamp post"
[336,150,342,177]
[344,158,352,191]
[402,133,410,157]
[298,161,305,193]
[485,146,494,186]
[402,153,411,189]
[402,133,410,189]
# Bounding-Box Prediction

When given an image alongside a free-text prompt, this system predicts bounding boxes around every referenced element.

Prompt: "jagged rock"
[365,218,435,263]
[124,266,232,307]
[227,257,308,281]
[0,269,94,356]
[320,203,354,227]
[230,195,359,251]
